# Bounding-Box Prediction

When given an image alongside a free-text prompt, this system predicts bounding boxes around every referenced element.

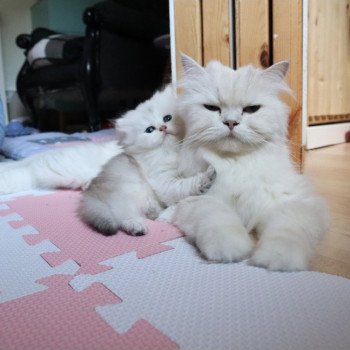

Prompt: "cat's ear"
[180,53,206,79]
[262,61,289,81]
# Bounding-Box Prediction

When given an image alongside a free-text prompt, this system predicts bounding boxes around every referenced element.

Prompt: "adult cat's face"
[178,55,291,154]
[116,86,182,153]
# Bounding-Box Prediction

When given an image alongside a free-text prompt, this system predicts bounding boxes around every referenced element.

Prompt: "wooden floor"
[303,143,350,279]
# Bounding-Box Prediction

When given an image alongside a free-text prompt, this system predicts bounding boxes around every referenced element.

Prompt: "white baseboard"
[306,123,350,149]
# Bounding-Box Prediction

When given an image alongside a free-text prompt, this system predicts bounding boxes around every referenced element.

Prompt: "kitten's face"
[116,86,182,153]
[178,55,290,154]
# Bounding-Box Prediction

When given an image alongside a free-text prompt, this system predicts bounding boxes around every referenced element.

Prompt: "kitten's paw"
[121,218,148,236]
[250,237,308,271]
[198,165,217,194]
[196,229,253,263]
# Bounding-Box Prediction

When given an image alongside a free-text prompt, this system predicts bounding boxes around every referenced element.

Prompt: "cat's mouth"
[226,130,236,139]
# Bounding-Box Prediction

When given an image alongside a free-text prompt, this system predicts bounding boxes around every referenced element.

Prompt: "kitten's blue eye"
[163,115,172,122]
[145,126,156,133]
[204,104,221,113]
[243,105,261,114]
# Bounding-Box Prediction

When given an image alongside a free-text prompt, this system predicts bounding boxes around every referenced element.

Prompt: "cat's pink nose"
[159,125,167,132]
[223,120,239,130]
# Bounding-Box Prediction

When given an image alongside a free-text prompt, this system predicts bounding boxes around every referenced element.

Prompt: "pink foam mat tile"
[0,204,79,303]
[2,190,183,275]
[3,190,349,350]
[70,238,350,350]
[0,274,179,350]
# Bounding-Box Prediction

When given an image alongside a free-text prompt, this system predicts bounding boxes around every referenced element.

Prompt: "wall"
[31,0,100,35]
[0,0,100,120]
[0,0,36,92]
[0,21,8,121]
[0,0,37,120]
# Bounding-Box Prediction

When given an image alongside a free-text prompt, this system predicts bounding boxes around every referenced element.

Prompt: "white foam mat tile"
[0,190,54,201]
[0,208,79,303]
[71,238,350,350]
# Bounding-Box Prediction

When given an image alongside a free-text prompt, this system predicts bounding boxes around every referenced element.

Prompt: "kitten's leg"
[0,141,121,194]
[195,165,217,194]
[251,197,329,271]
[79,192,148,236]
[115,194,162,235]
[173,195,254,262]
[154,165,216,206]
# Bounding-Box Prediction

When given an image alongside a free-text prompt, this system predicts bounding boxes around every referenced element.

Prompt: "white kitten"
[171,55,328,271]
[79,86,216,236]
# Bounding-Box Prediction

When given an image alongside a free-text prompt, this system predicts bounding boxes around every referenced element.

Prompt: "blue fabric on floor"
[5,121,38,137]
[0,128,116,160]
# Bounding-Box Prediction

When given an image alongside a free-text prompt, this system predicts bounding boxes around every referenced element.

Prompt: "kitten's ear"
[180,53,206,79]
[263,61,289,81]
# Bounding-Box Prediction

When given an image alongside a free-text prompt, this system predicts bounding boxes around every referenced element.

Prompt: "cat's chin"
[207,136,259,155]
[161,133,177,146]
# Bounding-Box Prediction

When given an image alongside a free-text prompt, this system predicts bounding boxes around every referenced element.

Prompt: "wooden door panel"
[202,0,231,66]
[235,0,270,68]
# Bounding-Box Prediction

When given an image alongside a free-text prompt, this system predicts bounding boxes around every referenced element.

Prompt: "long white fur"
[171,55,328,271]
[0,56,328,272]
[0,141,120,193]
[78,86,216,236]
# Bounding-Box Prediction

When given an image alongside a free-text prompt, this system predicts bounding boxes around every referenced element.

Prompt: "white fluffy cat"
[0,54,328,272]
[0,87,183,195]
[0,140,120,194]
[79,86,215,236]
[168,55,328,272]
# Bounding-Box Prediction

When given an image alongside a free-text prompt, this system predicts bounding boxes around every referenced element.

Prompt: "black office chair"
[16,0,170,131]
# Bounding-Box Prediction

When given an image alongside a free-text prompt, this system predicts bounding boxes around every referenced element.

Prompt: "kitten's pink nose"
[159,125,167,132]
[223,120,239,130]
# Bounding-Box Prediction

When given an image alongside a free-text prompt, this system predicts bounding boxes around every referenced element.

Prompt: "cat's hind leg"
[119,216,148,236]
[79,193,148,236]
[251,197,329,271]
[172,195,254,262]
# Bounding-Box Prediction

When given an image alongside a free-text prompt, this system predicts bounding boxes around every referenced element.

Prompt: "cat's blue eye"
[243,105,261,114]
[163,115,172,122]
[145,126,156,133]
[204,104,221,113]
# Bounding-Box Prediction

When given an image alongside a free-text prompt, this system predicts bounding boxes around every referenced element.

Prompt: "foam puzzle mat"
[1,190,350,350]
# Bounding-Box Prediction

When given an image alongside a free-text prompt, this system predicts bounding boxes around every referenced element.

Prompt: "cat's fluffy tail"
[0,141,121,194]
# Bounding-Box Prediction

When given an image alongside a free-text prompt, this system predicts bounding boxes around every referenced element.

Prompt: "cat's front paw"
[198,165,217,194]
[196,229,253,263]
[121,218,148,236]
[250,237,308,271]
